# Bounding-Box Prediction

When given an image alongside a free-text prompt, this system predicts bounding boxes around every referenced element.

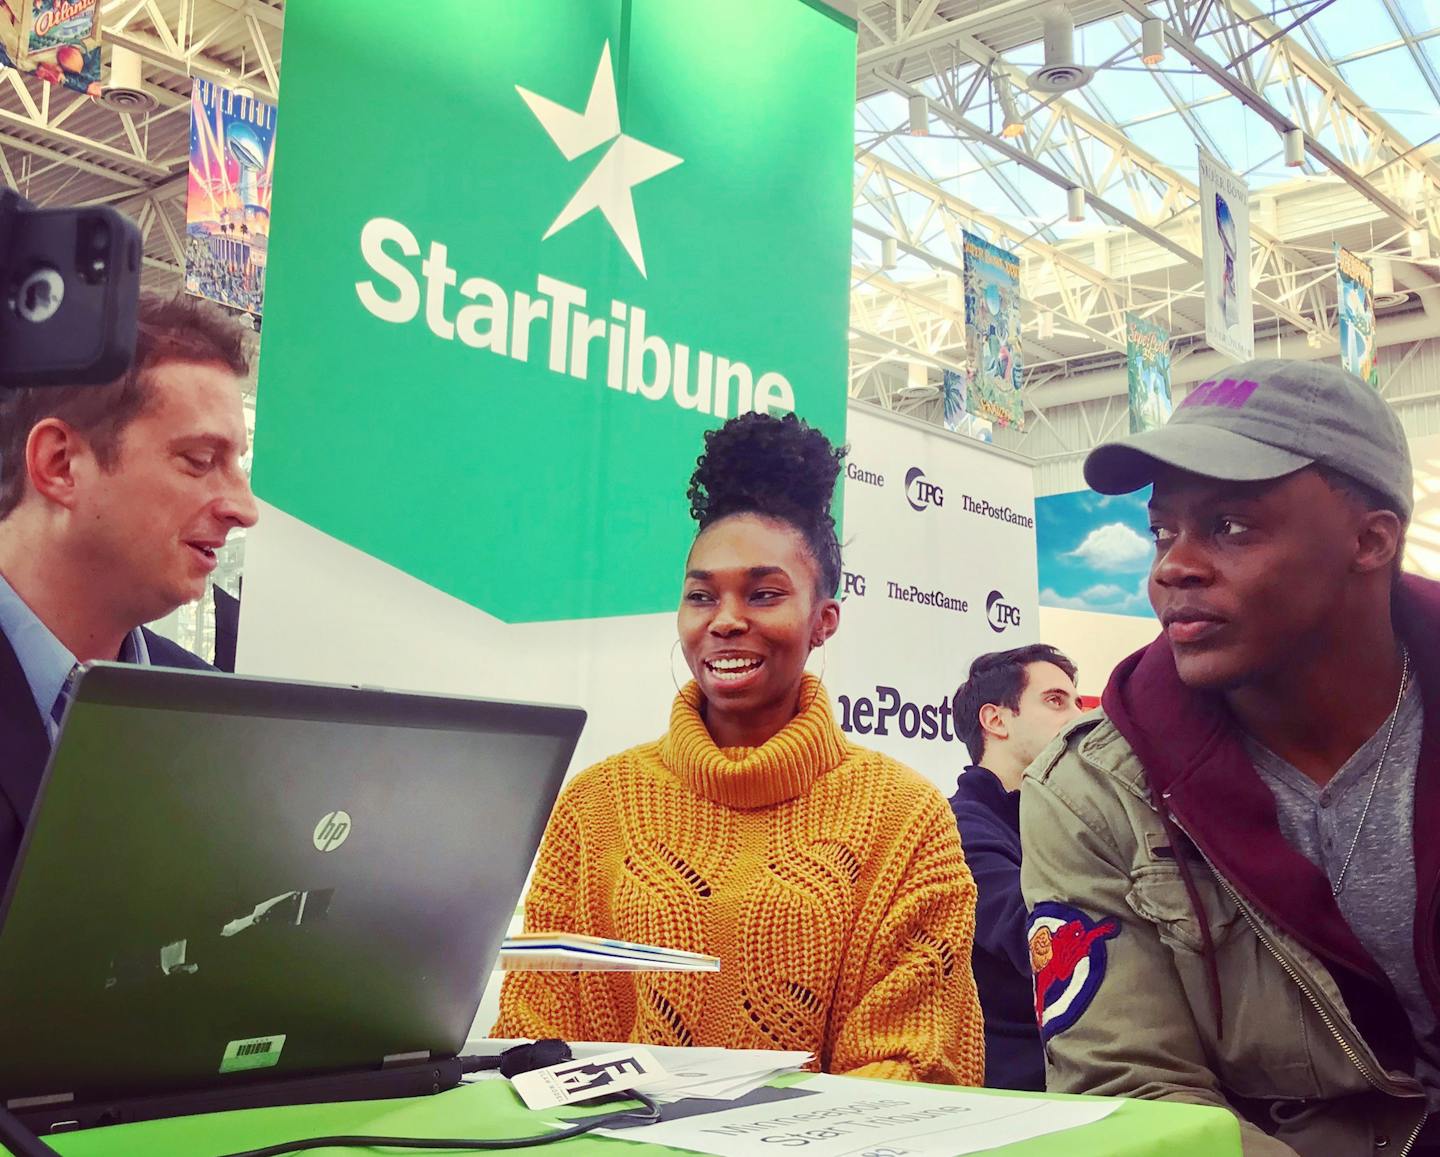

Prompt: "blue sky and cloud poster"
[1037,489,1157,619]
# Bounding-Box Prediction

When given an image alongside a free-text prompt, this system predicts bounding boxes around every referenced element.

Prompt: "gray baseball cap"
[1084,358,1413,519]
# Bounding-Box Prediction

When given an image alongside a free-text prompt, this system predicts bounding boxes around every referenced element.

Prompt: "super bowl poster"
[1336,245,1378,388]
[961,230,1024,430]
[0,0,103,95]
[185,78,277,317]
[1125,312,1173,433]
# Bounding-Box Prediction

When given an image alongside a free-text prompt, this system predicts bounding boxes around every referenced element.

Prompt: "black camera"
[0,189,142,388]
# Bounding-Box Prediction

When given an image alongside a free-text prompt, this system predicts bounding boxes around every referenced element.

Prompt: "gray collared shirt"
[0,570,149,741]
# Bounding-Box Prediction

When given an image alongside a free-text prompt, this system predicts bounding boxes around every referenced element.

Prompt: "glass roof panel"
[1338,45,1440,141]
[1300,0,1404,56]
[1113,110,1200,179]
[1393,0,1440,30]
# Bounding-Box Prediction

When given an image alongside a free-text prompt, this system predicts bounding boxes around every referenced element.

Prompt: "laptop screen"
[0,663,583,1107]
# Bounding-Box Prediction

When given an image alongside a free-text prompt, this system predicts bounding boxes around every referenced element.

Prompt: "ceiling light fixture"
[997,79,1025,139]
[1141,18,1165,66]
[1283,127,1304,168]
[1066,186,1085,222]
[908,94,929,135]
[1373,257,1394,296]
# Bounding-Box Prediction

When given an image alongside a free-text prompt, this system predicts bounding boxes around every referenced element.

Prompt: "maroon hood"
[1101,573,1440,1043]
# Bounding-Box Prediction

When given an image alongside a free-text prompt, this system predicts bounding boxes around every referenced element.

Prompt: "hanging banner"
[1125,312,1173,433]
[0,0,102,95]
[1198,149,1253,362]
[961,231,1025,430]
[941,368,994,442]
[237,1,856,775]
[185,79,277,317]
[828,406,1038,791]
[1336,246,1378,388]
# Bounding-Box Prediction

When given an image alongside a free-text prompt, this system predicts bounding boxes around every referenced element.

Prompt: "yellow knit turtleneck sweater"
[495,676,984,1085]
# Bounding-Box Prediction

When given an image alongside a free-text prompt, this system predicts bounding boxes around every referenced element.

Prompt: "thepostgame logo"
[846,462,885,488]
[904,467,944,512]
[887,581,968,614]
[836,685,963,742]
[960,493,1034,530]
[986,590,1022,633]
[1029,902,1121,1041]
[842,571,867,599]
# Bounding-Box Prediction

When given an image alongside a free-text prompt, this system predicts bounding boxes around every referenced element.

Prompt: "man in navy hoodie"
[1020,360,1438,1155]
[949,644,1083,1090]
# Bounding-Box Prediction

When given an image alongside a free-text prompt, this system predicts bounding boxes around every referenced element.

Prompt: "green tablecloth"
[26,1077,1241,1157]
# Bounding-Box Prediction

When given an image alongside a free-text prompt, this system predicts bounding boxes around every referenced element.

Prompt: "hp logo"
[312,810,352,853]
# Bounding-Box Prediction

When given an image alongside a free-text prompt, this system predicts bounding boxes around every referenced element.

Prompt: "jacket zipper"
[1167,813,1426,1155]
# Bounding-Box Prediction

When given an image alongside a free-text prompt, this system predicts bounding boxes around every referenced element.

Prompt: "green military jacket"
[1019,713,1428,1157]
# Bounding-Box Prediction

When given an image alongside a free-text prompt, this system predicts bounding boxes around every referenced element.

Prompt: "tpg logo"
[904,467,944,512]
[842,571,867,599]
[986,590,1022,633]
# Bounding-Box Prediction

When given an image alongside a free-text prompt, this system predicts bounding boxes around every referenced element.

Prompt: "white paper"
[641,1048,812,1102]
[599,1073,1119,1157]
[510,1046,667,1110]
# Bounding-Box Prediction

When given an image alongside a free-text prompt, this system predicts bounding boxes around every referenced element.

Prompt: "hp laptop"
[0,663,584,1134]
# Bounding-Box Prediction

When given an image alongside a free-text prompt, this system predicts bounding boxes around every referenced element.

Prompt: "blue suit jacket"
[949,764,1044,1091]
[0,624,210,897]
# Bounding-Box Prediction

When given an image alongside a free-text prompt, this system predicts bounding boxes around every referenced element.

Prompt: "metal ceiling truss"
[103,0,281,103]
[2,0,282,223]
[0,71,186,184]
[1123,0,1440,239]
[872,28,1326,327]
[849,3,1376,412]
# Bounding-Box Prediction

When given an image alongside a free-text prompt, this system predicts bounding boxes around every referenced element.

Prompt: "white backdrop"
[237,402,1039,792]
[828,405,1039,791]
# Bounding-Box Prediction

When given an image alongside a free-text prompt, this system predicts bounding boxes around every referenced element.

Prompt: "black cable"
[211,1091,662,1157]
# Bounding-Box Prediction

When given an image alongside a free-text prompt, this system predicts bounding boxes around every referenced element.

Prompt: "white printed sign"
[828,405,1040,792]
[597,1073,1117,1157]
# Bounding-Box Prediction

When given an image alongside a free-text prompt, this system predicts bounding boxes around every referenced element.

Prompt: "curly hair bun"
[686,411,846,594]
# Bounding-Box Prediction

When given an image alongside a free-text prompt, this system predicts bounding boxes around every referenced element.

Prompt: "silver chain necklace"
[1331,646,1410,898]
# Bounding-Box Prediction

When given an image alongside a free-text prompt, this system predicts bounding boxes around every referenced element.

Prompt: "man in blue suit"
[950,645,1083,1090]
[0,294,259,893]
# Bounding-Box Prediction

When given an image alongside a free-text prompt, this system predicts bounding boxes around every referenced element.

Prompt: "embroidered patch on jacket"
[1028,901,1121,1041]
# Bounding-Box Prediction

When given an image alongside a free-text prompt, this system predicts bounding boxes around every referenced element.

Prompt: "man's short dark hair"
[0,293,250,521]
[1312,463,1408,578]
[955,645,1079,765]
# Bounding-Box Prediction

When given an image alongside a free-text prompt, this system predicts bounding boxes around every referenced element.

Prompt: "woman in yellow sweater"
[495,412,984,1084]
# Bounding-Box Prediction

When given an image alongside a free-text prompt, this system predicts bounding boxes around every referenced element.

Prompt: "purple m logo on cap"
[1180,377,1260,411]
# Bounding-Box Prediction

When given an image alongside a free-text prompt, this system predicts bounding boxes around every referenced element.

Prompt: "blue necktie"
[49,662,80,736]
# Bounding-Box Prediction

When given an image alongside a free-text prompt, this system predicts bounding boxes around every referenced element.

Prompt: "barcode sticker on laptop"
[220,1034,286,1074]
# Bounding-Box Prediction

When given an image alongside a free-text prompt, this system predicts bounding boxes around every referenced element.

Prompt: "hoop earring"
[669,638,690,696]
[809,639,828,684]
[802,639,828,712]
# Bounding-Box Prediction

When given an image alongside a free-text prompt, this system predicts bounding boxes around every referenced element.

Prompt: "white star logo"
[517,42,682,279]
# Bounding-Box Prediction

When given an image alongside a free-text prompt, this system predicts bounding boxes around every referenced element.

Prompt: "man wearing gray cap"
[1019,359,1437,1156]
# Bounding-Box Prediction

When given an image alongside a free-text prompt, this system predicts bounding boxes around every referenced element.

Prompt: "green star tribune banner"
[252,1,854,624]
